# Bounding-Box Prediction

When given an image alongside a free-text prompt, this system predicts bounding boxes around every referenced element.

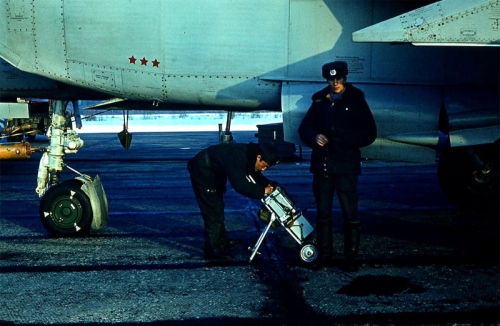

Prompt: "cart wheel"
[300,244,318,263]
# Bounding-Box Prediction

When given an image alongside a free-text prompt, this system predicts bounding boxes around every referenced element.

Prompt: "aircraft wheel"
[300,244,318,263]
[438,142,499,212]
[40,179,93,236]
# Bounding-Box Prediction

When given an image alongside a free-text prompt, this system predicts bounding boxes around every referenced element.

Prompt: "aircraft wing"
[352,0,500,46]
[83,98,274,113]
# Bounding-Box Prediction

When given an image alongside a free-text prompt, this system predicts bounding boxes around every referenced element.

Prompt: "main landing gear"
[438,141,499,213]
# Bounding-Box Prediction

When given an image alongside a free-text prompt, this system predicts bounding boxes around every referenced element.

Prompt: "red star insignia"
[152,59,160,67]
[140,57,148,66]
[129,56,137,64]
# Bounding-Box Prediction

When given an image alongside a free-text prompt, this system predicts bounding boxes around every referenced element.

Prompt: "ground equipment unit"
[249,186,317,263]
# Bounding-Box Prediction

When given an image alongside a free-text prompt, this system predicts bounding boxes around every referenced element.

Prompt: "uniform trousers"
[187,155,230,254]
[312,173,360,260]
[188,176,229,254]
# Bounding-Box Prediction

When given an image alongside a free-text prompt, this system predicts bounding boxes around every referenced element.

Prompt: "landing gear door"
[78,175,109,230]
[281,82,321,146]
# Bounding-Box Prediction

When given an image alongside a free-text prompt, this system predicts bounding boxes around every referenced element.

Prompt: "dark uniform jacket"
[298,84,377,175]
[188,143,271,199]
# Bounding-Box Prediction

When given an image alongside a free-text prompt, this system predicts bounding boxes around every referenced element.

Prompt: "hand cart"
[249,186,318,263]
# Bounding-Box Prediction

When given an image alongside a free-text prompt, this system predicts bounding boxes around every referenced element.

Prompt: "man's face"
[328,77,345,94]
[255,155,270,172]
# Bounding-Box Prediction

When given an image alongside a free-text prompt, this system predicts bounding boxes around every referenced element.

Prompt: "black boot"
[223,238,242,250]
[204,240,234,260]
[204,224,234,260]
[343,221,360,272]
[312,219,334,269]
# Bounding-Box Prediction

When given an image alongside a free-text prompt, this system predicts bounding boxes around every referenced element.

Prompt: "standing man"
[298,61,377,271]
[188,142,281,260]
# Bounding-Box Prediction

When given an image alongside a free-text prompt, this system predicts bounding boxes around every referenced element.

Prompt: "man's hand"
[264,185,274,195]
[316,134,329,147]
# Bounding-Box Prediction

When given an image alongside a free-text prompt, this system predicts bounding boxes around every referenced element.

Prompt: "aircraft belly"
[363,84,441,137]
[361,139,437,163]
[282,82,322,145]
[164,77,280,110]
[449,126,500,147]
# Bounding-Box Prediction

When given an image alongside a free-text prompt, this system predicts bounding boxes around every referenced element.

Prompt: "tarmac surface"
[0,131,498,325]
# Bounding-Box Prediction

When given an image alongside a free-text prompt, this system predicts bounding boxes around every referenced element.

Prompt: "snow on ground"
[76,112,282,133]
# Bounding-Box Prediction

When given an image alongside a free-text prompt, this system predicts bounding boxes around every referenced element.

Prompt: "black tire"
[39,179,93,236]
[438,142,499,213]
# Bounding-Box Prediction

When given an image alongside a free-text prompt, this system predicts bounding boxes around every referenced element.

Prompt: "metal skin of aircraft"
[0,0,498,236]
[0,57,112,156]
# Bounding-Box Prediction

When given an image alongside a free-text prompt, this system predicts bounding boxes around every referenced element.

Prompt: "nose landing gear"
[37,100,108,236]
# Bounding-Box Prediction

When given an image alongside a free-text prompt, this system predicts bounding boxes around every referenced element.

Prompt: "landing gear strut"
[36,100,108,236]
